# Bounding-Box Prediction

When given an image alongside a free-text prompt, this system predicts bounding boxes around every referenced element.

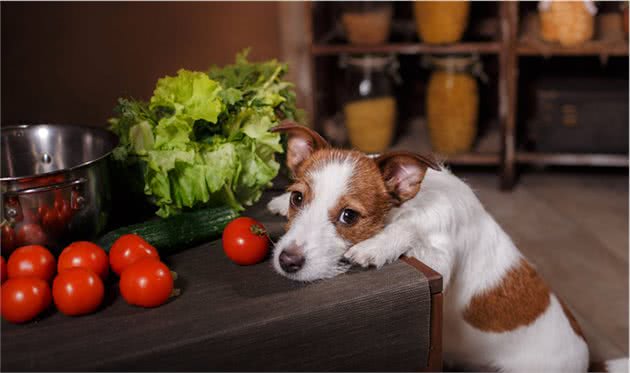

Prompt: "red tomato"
[120,258,174,308]
[8,245,56,282]
[22,208,40,225]
[222,217,270,265]
[15,223,47,246]
[1,256,7,283]
[1,224,16,256]
[54,198,73,225]
[52,267,104,316]
[58,242,109,280]
[42,207,65,237]
[1,277,52,323]
[109,234,159,276]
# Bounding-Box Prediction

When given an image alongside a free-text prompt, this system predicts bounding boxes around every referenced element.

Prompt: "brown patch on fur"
[463,259,551,332]
[285,149,393,243]
[558,297,586,342]
[332,155,392,244]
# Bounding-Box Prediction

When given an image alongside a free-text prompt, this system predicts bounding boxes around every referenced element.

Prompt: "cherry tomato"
[58,242,109,280]
[42,206,65,237]
[52,267,104,316]
[109,234,159,276]
[1,256,7,283]
[1,224,16,255]
[1,277,52,323]
[222,217,270,265]
[54,198,73,225]
[22,208,40,225]
[120,258,174,308]
[8,245,56,282]
[15,223,47,246]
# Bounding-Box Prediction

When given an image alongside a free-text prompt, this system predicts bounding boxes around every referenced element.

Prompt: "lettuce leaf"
[109,50,297,218]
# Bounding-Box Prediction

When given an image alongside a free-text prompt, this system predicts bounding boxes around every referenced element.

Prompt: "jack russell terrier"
[266,122,626,372]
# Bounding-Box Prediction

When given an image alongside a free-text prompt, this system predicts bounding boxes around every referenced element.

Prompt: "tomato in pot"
[42,206,65,238]
[55,198,73,225]
[222,217,270,265]
[1,277,52,323]
[7,245,56,282]
[1,224,16,255]
[15,223,47,247]
[53,267,104,316]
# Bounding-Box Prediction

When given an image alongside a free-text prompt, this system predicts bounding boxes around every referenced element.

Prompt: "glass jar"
[425,55,482,155]
[341,54,399,153]
[413,1,470,44]
[539,0,596,46]
[341,2,393,45]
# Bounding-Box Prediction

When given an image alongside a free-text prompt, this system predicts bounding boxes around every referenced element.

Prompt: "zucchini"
[97,206,239,256]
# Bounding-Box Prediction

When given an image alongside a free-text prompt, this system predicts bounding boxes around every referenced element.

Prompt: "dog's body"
[267,122,625,372]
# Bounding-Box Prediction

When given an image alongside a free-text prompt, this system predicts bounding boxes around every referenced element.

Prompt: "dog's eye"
[339,209,359,225]
[290,191,303,208]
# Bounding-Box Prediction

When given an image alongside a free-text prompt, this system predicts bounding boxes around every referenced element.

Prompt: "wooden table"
[2,190,442,372]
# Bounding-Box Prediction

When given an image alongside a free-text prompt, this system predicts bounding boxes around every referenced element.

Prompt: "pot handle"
[3,178,88,221]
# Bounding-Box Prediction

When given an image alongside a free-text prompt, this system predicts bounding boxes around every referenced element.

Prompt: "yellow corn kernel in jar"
[426,71,478,155]
[413,1,470,44]
[342,7,392,45]
[344,96,396,153]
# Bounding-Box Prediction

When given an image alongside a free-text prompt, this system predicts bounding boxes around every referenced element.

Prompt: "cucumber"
[97,206,239,256]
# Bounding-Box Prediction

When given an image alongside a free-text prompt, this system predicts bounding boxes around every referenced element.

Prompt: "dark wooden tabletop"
[1,185,441,372]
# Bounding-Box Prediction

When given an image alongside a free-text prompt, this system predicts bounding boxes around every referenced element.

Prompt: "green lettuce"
[109,50,301,217]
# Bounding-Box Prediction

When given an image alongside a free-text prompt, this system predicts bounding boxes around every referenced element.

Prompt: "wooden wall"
[1,2,282,126]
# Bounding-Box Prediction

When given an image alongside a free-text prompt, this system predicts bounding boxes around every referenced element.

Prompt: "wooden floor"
[457,169,628,361]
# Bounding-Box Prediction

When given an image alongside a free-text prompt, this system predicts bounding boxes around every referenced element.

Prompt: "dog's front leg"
[345,223,455,290]
[344,219,419,269]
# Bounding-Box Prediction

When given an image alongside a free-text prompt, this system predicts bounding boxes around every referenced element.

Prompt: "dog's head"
[271,122,440,281]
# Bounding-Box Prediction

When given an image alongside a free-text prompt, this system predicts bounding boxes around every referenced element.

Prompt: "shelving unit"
[304,2,629,189]
[311,42,501,55]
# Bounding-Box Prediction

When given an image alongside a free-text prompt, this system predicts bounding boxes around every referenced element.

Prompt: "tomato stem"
[170,288,181,298]
[250,224,267,236]
[170,270,178,281]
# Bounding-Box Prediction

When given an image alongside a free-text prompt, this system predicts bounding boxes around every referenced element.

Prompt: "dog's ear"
[270,120,330,174]
[375,151,441,205]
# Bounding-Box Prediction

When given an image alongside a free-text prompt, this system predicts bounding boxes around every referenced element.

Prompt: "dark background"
[1,2,283,126]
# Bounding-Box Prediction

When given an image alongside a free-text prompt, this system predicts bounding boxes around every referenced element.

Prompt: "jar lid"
[341,54,397,70]
[423,54,478,70]
[422,54,488,82]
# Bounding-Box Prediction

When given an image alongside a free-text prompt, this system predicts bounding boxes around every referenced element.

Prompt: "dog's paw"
[344,240,388,268]
[267,193,290,216]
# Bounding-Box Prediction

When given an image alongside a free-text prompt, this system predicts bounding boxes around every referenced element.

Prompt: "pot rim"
[0,123,119,182]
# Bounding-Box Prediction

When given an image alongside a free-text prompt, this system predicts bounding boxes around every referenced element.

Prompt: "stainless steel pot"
[1,124,118,255]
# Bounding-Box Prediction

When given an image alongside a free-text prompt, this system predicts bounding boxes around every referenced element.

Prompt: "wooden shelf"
[516,152,629,167]
[518,12,629,57]
[311,42,501,56]
[389,118,501,166]
[518,42,629,57]
[443,153,501,166]
[305,2,629,190]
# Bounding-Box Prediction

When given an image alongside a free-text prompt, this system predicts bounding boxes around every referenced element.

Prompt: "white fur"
[272,157,355,281]
[268,166,624,372]
[267,192,290,216]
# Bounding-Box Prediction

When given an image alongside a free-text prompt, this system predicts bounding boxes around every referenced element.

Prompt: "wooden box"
[527,77,629,154]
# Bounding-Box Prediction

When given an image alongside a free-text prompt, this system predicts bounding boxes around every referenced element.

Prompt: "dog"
[266,122,627,372]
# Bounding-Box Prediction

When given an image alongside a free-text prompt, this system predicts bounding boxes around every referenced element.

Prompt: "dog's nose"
[279,247,305,273]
